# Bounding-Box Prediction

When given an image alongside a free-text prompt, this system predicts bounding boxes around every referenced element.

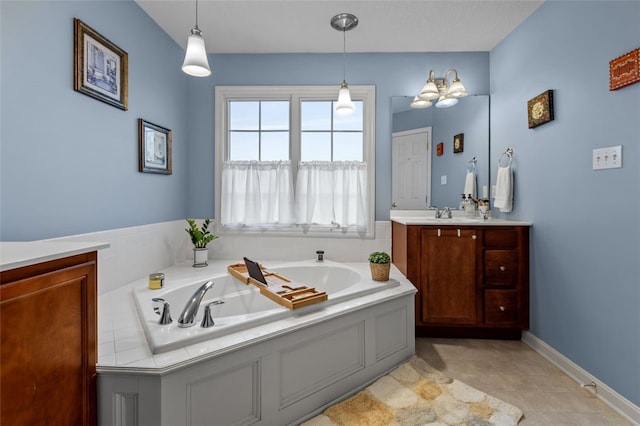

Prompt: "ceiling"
[135,0,544,54]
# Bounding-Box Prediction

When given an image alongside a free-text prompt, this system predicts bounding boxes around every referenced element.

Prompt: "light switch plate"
[593,146,622,170]
[441,175,447,184]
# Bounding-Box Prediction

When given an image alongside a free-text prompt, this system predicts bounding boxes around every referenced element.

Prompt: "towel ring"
[498,148,513,167]
[467,157,477,173]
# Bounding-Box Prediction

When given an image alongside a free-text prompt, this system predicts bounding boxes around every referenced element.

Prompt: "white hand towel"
[493,166,513,212]
[463,171,476,198]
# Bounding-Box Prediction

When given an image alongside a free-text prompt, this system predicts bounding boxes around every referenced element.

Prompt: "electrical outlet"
[593,146,622,170]
[441,175,447,185]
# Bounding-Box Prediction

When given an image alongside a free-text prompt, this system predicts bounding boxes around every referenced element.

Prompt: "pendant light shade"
[410,96,432,109]
[336,81,353,115]
[182,28,211,77]
[418,71,440,101]
[182,0,211,77]
[435,95,458,108]
[331,13,358,115]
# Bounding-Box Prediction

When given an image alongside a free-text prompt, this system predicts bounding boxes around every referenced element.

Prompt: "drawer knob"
[499,265,507,271]
[472,235,477,240]
[499,306,506,312]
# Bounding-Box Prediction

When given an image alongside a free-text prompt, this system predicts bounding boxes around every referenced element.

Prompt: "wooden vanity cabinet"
[0,252,98,426]
[421,227,478,325]
[392,222,529,338]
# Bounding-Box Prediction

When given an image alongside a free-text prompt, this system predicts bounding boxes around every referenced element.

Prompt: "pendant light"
[182,0,211,77]
[331,13,358,115]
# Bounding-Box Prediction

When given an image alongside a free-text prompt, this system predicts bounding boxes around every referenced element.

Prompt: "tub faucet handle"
[152,298,173,325]
[201,300,225,328]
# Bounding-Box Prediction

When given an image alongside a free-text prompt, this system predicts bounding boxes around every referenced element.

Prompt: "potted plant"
[185,218,217,267]
[368,251,391,281]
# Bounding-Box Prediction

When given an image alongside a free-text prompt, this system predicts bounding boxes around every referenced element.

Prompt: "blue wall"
[490,1,640,406]
[0,0,189,240]
[185,52,490,220]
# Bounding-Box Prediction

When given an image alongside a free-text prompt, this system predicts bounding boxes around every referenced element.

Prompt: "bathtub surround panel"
[279,321,366,408]
[375,306,409,361]
[98,263,415,426]
[185,360,261,425]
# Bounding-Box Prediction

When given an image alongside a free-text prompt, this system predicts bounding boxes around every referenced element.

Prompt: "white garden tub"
[133,260,399,354]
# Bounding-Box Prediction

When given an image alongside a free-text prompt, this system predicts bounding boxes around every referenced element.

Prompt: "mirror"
[391,95,489,209]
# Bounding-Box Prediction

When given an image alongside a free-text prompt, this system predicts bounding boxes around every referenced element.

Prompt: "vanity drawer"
[484,290,518,325]
[484,250,519,286]
[484,229,518,248]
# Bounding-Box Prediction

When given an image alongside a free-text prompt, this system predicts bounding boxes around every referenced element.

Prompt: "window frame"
[214,85,376,238]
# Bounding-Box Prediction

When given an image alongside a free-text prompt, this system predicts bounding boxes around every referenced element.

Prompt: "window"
[229,101,290,161]
[300,101,363,161]
[215,86,376,237]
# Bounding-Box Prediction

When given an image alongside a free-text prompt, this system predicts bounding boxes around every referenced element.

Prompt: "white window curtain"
[221,161,295,227]
[295,161,368,231]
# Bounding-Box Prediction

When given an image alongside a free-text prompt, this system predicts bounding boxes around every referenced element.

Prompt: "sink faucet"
[435,207,452,219]
[178,280,215,328]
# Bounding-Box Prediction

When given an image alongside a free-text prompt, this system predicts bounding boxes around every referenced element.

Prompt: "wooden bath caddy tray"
[227,263,328,310]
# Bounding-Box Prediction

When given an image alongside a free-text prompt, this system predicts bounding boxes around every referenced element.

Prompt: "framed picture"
[453,133,464,153]
[436,142,444,156]
[527,90,554,128]
[139,119,172,175]
[74,18,128,110]
[609,47,640,91]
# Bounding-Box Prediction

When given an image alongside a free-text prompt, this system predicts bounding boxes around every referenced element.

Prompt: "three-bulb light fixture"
[411,69,468,109]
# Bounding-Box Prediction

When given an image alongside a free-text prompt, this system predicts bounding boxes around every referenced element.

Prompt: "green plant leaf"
[185,218,217,248]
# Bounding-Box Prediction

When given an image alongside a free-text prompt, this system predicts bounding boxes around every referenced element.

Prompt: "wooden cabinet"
[0,252,98,426]
[392,222,529,338]
[421,227,478,325]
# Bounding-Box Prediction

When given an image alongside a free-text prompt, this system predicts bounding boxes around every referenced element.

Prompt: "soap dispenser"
[464,194,476,217]
[459,194,466,210]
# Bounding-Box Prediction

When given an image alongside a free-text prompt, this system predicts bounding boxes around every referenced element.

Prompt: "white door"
[392,127,431,209]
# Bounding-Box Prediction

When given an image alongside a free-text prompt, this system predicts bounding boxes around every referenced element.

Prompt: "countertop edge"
[391,218,532,226]
[0,241,111,272]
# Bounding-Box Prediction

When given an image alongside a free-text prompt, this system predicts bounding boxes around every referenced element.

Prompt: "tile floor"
[415,337,634,425]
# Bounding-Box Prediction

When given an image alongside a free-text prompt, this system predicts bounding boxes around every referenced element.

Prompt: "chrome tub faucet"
[178,280,215,328]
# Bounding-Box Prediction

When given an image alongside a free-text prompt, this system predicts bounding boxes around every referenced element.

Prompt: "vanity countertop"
[0,241,110,272]
[390,210,532,226]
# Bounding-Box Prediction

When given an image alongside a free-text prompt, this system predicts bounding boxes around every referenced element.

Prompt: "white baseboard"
[522,331,640,425]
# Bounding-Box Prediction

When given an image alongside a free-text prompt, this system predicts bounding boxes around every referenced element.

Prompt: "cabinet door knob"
[471,235,477,240]
[499,265,506,271]
[499,306,506,312]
